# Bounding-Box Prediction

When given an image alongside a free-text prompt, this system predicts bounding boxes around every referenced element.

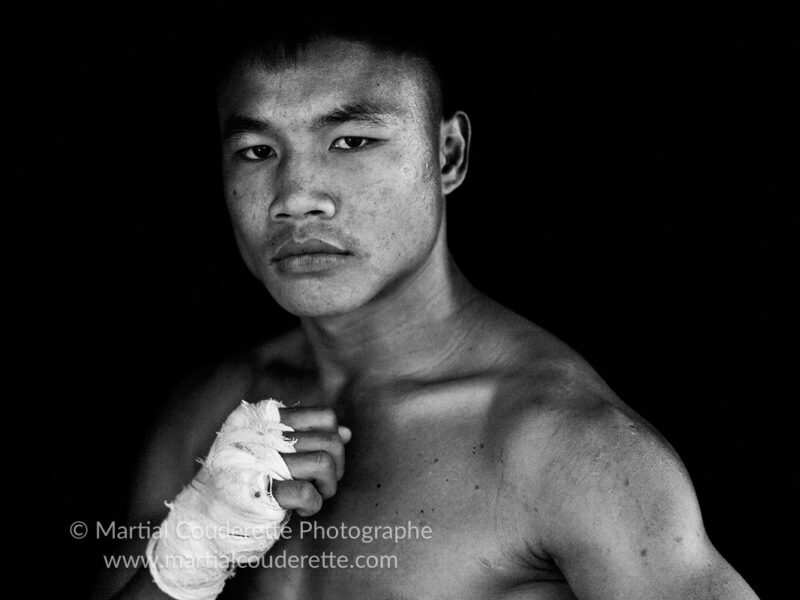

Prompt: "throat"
[299,257,488,398]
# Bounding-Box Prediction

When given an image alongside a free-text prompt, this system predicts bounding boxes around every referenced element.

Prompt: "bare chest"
[217,377,568,599]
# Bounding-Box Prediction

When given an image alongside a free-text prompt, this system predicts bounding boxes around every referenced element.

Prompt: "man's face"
[217,38,443,317]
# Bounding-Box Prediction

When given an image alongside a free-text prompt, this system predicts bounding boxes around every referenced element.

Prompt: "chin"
[266,279,373,318]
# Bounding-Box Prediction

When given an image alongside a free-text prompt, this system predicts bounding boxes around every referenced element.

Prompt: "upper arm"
[91,362,253,599]
[127,360,257,522]
[126,407,198,524]
[521,402,758,600]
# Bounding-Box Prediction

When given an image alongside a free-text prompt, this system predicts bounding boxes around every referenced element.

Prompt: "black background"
[36,8,787,598]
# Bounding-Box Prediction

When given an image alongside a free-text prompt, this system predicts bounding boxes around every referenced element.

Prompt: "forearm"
[111,565,172,600]
[90,537,166,600]
[96,400,300,600]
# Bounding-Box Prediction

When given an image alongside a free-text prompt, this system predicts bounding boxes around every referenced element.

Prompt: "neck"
[299,229,486,398]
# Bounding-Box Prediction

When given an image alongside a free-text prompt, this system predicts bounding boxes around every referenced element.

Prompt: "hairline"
[216,35,445,134]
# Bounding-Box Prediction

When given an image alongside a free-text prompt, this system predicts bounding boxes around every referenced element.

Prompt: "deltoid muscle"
[146,399,297,600]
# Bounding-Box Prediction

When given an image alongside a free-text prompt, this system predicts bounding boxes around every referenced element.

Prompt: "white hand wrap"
[146,399,297,600]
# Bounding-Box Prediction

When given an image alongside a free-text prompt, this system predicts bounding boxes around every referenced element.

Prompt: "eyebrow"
[310,100,400,130]
[221,99,401,141]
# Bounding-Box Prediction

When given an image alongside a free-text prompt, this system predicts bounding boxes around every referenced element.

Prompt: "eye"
[237,145,276,161]
[331,136,373,150]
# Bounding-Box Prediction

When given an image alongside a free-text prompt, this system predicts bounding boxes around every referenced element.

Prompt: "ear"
[439,111,471,196]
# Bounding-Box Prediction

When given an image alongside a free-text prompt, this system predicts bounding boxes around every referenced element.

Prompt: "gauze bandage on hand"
[146,399,297,600]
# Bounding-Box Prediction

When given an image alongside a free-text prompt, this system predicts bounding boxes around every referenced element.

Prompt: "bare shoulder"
[489,312,759,597]
[492,326,693,523]
[162,327,307,437]
[483,320,762,597]
[482,309,679,480]
[129,327,307,522]
[481,312,701,542]
[504,383,695,540]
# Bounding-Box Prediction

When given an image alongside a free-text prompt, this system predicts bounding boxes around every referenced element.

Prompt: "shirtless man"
[97,22,758,600]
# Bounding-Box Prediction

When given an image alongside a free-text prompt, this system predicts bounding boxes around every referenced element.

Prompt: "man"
[97,19,758,600]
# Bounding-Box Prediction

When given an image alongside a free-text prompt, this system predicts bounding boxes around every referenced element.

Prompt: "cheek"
[350,151,439,260]
[225,181,270,238]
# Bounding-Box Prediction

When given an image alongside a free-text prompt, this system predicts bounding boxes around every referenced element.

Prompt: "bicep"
[534,406,757,599]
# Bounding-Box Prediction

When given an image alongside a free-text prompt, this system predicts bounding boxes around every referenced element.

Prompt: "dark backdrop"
[39,9,786,598]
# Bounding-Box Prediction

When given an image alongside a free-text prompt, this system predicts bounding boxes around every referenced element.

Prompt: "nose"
[269,153,336,222]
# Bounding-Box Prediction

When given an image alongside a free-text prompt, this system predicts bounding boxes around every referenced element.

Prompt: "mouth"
[271,238,352,274]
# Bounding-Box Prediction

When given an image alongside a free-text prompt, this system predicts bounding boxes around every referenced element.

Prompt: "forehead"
[217,38,430,124]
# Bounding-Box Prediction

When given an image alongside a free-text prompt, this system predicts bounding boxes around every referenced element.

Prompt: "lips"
[272,238,350,262]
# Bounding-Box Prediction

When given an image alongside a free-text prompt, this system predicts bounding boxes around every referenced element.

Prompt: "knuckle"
[310,432,342,457]
[320,480,338,499]
[316,408,337,428]
[325,433,344,453]
[297,481,319,504]
[321,430,340,445]
[314,450,335,470]
[303,489,323,512]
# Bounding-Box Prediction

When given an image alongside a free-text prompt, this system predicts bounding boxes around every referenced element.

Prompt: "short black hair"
[212,10,459,120]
